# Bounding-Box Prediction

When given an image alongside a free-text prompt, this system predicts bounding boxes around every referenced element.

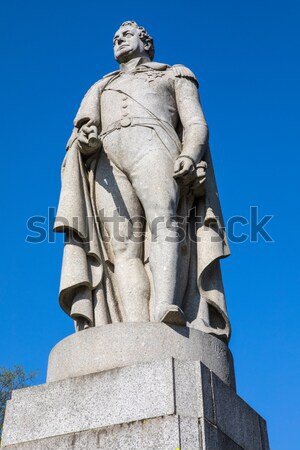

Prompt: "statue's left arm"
[173,65,208,178]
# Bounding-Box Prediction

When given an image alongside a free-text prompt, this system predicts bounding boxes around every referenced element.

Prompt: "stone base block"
[2,359,269,450]
[2,417,198,450]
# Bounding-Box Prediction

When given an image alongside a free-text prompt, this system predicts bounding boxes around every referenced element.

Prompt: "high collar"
[103,61,170,79]
[119,57,151,73]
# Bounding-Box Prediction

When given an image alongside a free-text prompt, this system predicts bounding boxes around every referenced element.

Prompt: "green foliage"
[0,366,36,440]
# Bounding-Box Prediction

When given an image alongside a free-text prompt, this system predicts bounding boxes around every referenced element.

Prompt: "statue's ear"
[144,42,151,52]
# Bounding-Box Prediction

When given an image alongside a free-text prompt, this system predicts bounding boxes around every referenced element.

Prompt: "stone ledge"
[1,416,193,450]
[2,359,175,446]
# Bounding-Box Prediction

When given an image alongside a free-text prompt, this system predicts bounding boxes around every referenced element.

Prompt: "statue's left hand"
[173,156,195,185]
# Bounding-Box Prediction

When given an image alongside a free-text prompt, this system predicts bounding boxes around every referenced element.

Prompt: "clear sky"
[0,1,299,448]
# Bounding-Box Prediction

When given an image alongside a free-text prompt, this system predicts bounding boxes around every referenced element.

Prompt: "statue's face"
[113,25,148,63]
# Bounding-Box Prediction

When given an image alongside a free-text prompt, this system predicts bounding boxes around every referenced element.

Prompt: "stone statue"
[2,28,271,446]
[54,21,231,341]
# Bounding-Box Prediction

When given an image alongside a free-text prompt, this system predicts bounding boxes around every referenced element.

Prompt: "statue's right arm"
[67,80,103,155]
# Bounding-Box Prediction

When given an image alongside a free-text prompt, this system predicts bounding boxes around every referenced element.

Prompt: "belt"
[100,117,174,140]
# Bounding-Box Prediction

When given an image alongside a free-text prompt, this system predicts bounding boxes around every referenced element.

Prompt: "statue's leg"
[94,151,150,322]
[129,146,185,325]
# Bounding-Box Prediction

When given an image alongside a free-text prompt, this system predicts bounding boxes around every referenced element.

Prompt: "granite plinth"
[2,358,269,450]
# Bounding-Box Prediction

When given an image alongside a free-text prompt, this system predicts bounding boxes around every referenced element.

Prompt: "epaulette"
[103,69,120,79]
[81,78,103,97]
[77,71,119,106]
[172,64,199,87]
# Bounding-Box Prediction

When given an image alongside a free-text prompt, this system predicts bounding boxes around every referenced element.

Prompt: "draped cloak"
[54,68,231,342]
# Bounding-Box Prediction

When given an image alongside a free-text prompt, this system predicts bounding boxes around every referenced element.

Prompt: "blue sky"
[0,0,299,448]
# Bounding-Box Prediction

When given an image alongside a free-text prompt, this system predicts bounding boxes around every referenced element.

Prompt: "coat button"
[120,117,131,127]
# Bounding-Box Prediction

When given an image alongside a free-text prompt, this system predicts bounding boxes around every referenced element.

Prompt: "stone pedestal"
[47,323,236,388]
[1,325,270,449]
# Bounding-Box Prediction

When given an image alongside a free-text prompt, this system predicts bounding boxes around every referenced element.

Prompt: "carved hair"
[119,21,155,61]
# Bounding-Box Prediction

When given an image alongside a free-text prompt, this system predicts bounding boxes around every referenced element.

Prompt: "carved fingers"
[173,156,196,185]
[78,124,101,155]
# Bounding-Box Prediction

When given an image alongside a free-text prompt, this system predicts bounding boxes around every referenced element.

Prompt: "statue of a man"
[54,21,231,341]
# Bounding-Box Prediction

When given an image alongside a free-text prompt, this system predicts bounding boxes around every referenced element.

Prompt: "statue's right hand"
[78,124,101,155]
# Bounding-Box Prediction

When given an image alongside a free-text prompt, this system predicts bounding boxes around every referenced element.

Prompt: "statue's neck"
[120,56,151,72]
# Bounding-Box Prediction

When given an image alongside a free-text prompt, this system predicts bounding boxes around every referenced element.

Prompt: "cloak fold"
[54,141,122,326]
[184,147,231,339]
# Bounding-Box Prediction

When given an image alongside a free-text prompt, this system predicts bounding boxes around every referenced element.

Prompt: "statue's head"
[113,21,154,64]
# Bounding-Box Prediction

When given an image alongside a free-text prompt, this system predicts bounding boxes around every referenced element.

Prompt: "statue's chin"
[115,49,133,64]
